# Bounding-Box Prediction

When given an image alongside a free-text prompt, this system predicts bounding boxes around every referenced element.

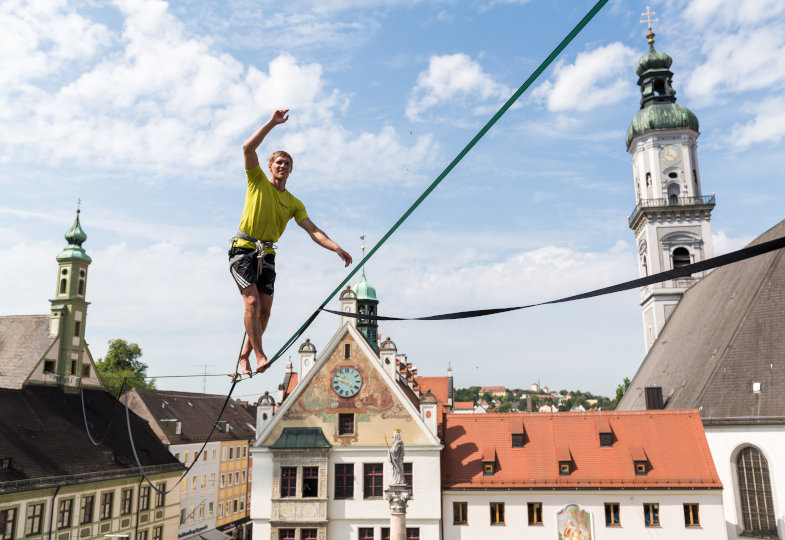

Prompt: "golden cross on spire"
[76,198,82,214]
[360,234,366,256]
[640,6,658,46]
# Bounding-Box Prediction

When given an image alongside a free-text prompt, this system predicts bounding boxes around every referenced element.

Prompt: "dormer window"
[511,434,524,448]
[482,447,496,476]
[510,419,525,448]
[635,461,647,475]
[597,418,614,447]
[631,447,648,475]
[559,461,571,475]
[557,447,572,475]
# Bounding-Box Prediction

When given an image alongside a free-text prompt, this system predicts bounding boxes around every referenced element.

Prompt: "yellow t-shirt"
[234,166,308,253]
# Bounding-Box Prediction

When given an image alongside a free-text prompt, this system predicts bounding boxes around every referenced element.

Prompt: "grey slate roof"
[270,427,331,449]
[126,388,257,444]
[618,218,785,424]
[0,315,56,390]
[0,386,183,488]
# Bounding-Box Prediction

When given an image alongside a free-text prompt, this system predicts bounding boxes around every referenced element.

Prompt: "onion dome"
[352,268,377,301]
[380,337,397,350]
[625,30,698,148]
[57,210,92,262]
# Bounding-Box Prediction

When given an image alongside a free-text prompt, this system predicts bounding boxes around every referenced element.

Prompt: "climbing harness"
[232,230,276,277]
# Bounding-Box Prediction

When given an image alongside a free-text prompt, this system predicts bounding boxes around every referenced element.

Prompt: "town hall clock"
[332,367,362,397]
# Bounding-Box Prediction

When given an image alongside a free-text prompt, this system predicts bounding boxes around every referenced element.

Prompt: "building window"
[0,509,16,540]
[280,467,297,497]
[57,498,73,529]
[201,474,206,489]
[344,343,351,358]
[100,492,113,520]
[208,502,214,518]
[279,530,295,540]
[220,473,225,488]
[406,529,419,540]
[404,462,412,494]
[154,485,165,508]
[381,528,390,540]
[234,472,240,485]
[335,463,354,499]
[191,475,197,491]
[152,526,163,540]
[604,503,620,526]
[364,463,383,498]
[737,446,778,537]
[302,530,318,540]
[242,470,246,483]
[80,495,94,524]
[74,320,81,337]
[528,502,543,525]
[82,364,91,378]
[644,503,660,526]
[136,531,148,540]
[559,461,571,475]
[185,452,190,464]
[210,473,215,487]
[229,447,234,460]
[453,502,468,524]
[511,433,524,447]
[25,502,44,536]
[683,503,700,527]
[339,413,354,435]
[228,473,233,487]
[179,509,186,525]
[483,462,494,476]
[635,460,648,475]
[222,447,226,461]
[218,503,223,519]
[243,445,247,458]
[672,247,690,269]
[599,432,613,447]
[139,486,150,511]
[303,466,319,498]
[490,502,505,525]
[359,527,374,540]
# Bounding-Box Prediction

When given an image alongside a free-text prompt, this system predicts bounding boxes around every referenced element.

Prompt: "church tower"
[352,238,379,352]
[627,12,715,352]
[49,208,93,386]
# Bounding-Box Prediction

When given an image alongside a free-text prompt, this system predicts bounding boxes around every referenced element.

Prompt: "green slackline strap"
[267,0,609,366]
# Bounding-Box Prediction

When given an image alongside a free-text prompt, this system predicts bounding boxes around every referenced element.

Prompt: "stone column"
[385,429,410,540]
[384,484,410,540]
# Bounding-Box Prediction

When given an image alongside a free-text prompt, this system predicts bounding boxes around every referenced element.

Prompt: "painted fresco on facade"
[557,504,592,540]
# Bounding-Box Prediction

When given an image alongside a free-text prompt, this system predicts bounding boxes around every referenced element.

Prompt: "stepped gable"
[442,410,721,489]
[0,315,56,390]
[0,386,182,484]
[618,218,785,422]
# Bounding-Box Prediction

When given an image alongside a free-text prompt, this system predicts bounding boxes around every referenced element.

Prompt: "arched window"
[737,446,777,537]
[667,183,680,205]
[60,278,67,294]
[672,248,690,268]
[641,255,648,277]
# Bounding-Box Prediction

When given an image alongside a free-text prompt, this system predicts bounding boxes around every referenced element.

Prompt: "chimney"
[644,386,664,410]
[256,391,276,439]
[526,395,532,412]
[447,364,454,408]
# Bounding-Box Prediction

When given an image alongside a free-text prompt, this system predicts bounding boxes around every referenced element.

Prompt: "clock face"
[332,367,362,397]
[659,144,681,166]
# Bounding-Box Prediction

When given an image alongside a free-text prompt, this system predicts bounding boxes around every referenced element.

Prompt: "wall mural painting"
[557,504,592,540]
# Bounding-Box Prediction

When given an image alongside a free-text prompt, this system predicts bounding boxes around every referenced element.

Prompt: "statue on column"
[388,429,405,485]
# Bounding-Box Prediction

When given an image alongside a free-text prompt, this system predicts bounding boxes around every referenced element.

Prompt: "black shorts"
[228,247,276,296]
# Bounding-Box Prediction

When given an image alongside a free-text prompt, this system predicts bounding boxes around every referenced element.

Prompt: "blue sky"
[3,0,785,400]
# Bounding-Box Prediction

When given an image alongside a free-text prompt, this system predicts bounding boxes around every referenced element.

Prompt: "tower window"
[668,172,678,179]
[672,248,691,268]
[78,279,85,295]
[344,343,350,358]
[74,321,81,337]
[60,278,67,294]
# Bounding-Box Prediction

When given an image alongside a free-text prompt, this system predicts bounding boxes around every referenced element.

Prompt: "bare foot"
[238,355,253,376]
[255,353,269,374]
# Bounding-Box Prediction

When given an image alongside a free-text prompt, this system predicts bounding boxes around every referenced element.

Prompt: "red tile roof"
[442,409,721,489]
[480,386,506,394]
[453,401,474,410]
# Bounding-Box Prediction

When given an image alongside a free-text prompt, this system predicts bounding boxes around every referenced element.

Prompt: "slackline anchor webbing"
[320,235,785,322]
[263,0,611,368]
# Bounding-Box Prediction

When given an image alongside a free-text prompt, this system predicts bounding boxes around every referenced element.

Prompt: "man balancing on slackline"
[229,109,352,376]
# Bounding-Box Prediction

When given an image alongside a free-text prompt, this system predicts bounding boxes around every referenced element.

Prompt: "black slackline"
[80,378,127,446]
[321,235,785,322]
[265,0,611,366]
[124,378,239,495]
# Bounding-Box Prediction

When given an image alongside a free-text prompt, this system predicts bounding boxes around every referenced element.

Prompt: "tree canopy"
[95,338,156,397]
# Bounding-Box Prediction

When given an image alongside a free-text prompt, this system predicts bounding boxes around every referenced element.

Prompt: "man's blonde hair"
[268,150,293,170]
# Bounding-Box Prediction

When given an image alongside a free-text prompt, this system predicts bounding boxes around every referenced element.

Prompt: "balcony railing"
[629,194,715,227]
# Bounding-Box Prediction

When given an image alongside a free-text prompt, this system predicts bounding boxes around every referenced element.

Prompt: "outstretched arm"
[298,218,353,267]
[243,109,289,170]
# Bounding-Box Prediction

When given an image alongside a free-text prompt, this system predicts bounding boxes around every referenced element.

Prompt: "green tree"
[610,377,631,410]
[96,339,156,397]
[496,402,512,413]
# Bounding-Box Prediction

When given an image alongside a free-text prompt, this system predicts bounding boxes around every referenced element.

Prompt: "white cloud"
[730,95,785,148]
[683,0,785,28]
[405,53,510,122]
[531,42,637,112]
[0,0,436,187]
[712,229,754,256]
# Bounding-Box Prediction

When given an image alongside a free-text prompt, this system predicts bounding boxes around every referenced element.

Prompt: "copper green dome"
[57,211,92,262]
[352,268,377,301]
[626,39,698,148]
